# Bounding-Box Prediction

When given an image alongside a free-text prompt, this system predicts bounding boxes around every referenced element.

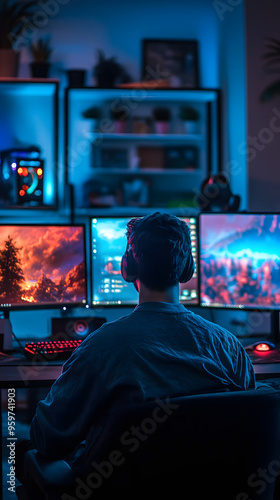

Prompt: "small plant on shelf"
[0,0,37,77]
[179,106,200,121]
[30,37,53,63]
[29,36,53,78]
[93,49,131,88]
[110,107,129,133]
[179,106,200,134]
[152,107,171,134]
[0,0,37,49]
[153,107,171,122]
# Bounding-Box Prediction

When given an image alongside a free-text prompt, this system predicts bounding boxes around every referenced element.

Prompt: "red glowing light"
[19,189,25,197]
[255,343,271,352]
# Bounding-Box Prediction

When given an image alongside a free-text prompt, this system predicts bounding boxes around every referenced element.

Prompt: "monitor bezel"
[198,211,280,312]
[90,214,200,308]
[0,223,88,312]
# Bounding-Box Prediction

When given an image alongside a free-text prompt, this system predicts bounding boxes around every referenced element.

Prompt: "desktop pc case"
[0,148,44,207]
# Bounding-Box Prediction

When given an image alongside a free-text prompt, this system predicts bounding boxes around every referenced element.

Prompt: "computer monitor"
[91,215,198,306]
[0,224,87,311]
[199,213,280,310]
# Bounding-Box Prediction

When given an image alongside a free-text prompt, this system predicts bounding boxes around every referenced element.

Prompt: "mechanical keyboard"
[24,339,83,361]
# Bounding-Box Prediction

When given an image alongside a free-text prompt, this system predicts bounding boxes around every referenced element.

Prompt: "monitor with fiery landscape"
[0,225,87,310]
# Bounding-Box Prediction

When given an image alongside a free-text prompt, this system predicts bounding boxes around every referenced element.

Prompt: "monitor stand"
[0,311,13,351]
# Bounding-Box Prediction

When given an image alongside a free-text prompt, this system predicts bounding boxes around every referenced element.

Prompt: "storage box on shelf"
[0,78,59,215]
[65,87,221,212]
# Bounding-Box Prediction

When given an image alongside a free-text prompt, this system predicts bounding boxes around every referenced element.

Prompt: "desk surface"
[0,353,279,388]
[0,363,62,387]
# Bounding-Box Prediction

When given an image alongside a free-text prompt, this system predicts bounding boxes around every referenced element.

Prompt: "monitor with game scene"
[0,224,87,310]
[199,213,280,310]
[91,215,198,306]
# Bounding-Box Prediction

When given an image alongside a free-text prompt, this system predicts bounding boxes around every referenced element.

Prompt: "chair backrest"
[17,388,280,500]
[67,388,280,500]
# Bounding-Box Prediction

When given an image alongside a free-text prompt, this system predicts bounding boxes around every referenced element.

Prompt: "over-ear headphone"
[121,245,137,283]
[180,251,195,283]
[121,244,195,284]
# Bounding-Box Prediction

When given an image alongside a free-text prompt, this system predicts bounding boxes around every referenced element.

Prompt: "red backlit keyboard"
[24,339,83,361]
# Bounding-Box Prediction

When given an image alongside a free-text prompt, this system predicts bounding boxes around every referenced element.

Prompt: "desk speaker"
[0,319,13,351]
[51,316,106,341]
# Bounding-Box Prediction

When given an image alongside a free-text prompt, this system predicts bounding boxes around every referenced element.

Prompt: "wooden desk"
[0,362,62,388]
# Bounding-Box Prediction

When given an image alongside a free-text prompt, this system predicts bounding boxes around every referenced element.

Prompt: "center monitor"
[199,213,280,310]
[91,215,198,306]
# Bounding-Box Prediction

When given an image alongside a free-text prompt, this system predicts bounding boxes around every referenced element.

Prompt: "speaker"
[0,319,13,351]
[51,316,106,341]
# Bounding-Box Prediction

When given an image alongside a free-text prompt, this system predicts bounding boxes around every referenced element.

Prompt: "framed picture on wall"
[142,39,199,88]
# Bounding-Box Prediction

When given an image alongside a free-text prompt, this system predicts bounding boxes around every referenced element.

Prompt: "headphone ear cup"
[121,249,138,283]
[180,252,195,283]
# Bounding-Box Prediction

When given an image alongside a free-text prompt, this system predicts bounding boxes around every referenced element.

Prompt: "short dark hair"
[126,212,192,290]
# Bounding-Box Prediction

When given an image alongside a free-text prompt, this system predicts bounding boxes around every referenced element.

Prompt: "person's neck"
[137,281,180,304]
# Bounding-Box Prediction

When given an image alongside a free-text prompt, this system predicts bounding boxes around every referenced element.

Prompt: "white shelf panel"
[92,168,201,175]
[89,133,203,142]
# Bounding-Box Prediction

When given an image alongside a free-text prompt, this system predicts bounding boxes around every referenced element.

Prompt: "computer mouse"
[246,341,276,353]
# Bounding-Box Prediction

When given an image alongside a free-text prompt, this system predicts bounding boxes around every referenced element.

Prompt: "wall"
[19,0,220,87]
[245,0,280,211]
[10,0,251,340]
[217,0,247,209]
[18,0,246,207]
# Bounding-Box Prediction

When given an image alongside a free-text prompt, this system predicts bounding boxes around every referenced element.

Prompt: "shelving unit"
[65,87,222,212]
[0,78,59,215]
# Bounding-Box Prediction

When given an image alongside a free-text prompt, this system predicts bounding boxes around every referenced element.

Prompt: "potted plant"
[110,107,129,133]
[29,36,53,78]
[179,106,200,134]
[0,0,37,77]
[93,50,131,88]
[66,69,86,87]
[152,107,171,134]
[81,106,101,131]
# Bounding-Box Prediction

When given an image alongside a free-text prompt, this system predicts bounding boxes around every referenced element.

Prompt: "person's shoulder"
[187,309,242,347]
[81,311,135,345]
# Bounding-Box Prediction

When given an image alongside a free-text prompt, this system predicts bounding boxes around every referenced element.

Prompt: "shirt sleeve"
[238,347,256,390]
[228,335,256,391]
[30,345,107,459]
